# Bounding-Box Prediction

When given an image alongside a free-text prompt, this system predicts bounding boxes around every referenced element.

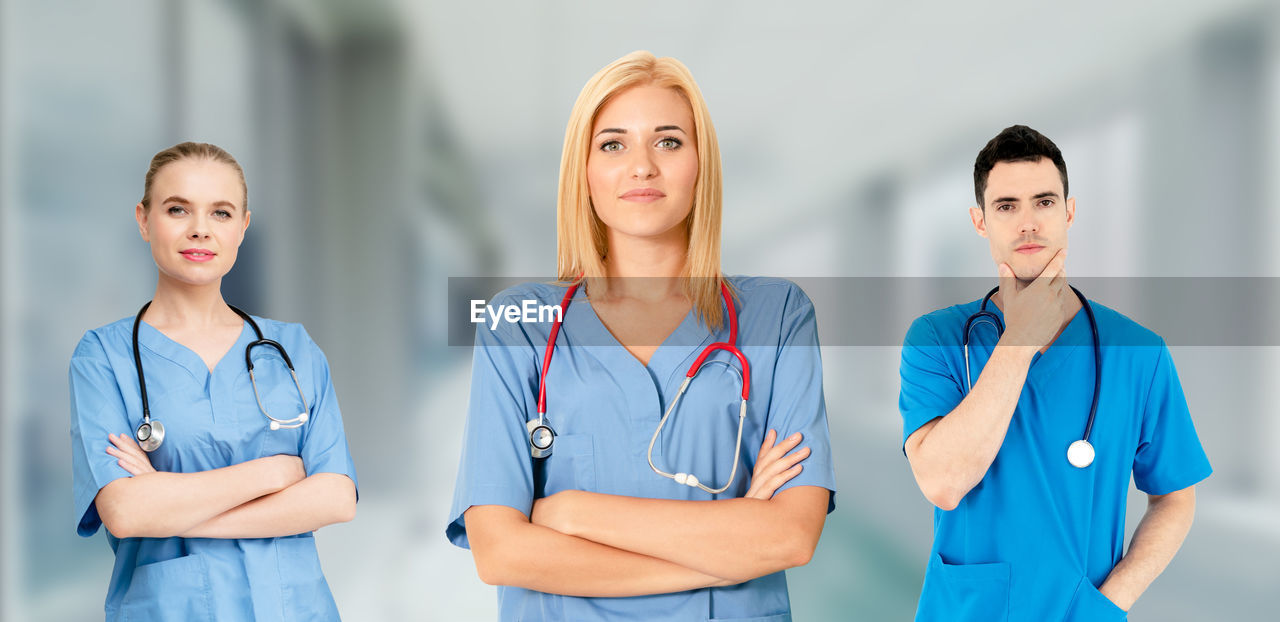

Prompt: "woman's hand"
[107,432,157,476]
[744,430,809,500]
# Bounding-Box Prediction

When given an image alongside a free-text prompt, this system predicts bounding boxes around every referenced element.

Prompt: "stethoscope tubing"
[962,285,1101,447]
[131,302,310,450]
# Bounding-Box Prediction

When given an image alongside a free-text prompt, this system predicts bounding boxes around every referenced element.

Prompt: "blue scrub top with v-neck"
[69,315,358,622]
[448,276,836,622]
[898,298,1211,622]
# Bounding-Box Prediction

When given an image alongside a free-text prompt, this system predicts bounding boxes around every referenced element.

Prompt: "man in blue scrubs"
[898,125,1211,621]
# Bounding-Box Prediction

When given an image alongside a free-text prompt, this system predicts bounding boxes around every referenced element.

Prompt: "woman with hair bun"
[70,142,357,621]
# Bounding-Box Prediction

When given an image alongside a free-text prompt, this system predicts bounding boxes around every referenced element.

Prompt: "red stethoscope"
[530,280,752,494]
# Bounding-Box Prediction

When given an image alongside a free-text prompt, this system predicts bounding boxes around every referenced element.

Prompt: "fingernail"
[790,432,802,440]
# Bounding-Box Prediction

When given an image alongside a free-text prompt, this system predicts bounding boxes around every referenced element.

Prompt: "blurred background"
[3,0,1279,619]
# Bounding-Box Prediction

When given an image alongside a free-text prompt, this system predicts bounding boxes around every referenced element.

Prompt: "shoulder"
[243,315,328,352]
[489,281,570,306]
[727,276,812,309]
[904,300,983,346]
[72,316,135,360]
[1087,300,1165,348]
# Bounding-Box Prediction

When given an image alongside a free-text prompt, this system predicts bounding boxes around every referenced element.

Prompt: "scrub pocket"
[915,553,1011,622]
[259,421,305,457]
[1062,575,1127,622]
[119,554,213,622]
[276,534,341,622]
[709,613,791,621]
[536,433,596,496]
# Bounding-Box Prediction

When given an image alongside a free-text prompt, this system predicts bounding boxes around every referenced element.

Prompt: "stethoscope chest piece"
[1067,439,1095,469]
[135,420,164,453]
[528,418,554,458]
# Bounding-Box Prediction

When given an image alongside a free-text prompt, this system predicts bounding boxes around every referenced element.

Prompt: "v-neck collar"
[136,319,254,385]
[567,291,716,389]
[982,302,1091,379]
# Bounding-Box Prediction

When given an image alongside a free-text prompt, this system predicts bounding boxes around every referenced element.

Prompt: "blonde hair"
[556,50,728,330]
[140,141,247,210]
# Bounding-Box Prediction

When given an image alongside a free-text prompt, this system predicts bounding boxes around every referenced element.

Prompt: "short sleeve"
[1132,345,1212,494]
[298,332,359,493]
[69,333,133,537]
[898,316,964,447]
[445,314,539,549]
[763,285,837,512]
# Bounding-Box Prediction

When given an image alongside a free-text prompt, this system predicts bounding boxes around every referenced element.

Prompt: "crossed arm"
[95,432,355,539]
[464,430,829,597]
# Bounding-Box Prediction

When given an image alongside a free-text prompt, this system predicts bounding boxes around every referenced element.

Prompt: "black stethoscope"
[131,301,310,452]
[963,285,1100,468]
[531,280,752,494]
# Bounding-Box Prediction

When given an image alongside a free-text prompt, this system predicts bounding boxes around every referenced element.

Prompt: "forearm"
[543,487,827,583]
[180,473,356,539]
[467,505,730,597]
[95,457,289,538]
[1099,487,1197,611]
[907,342,1033,509]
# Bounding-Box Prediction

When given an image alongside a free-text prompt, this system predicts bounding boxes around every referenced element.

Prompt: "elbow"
[334,498,356,524]
[95,483,145,539]
[918,480,964,511]
[785,540,815,569]
[471,547,514,586]
[334,485,357,524]
[98,509,140,539]
[783,525,821,569]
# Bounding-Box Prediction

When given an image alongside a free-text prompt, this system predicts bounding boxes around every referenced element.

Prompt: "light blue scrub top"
[899,298,1212,622]
[70,315,358,622]
[448,277,836,622]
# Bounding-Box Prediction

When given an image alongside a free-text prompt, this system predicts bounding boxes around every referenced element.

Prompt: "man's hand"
[998,249,1071,349]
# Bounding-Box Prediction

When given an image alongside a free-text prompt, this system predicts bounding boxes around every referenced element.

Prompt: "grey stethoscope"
[963,285,1100,468]
[131,301,310,452]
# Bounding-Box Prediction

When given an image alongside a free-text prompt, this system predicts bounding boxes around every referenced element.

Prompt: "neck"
[599,226,688,302]
[144,273,234,327]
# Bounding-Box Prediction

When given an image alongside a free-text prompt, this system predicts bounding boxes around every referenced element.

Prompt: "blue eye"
[213,209,232,219]
[166,206,185,215]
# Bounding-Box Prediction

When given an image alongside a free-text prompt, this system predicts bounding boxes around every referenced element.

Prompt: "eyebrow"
[989,191,1061,205]
[593,125,689,137]
[159,195,240,211]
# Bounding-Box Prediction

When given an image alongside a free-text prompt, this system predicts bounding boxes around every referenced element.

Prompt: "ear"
[242,209,252,238]
[135,203,150,242]
[969,206,988,238]
[1065,196,1076,228]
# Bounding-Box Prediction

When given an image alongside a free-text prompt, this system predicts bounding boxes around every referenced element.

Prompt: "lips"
[619,188,666,202]
[180,248,216,263]
[1015,244,1045,254]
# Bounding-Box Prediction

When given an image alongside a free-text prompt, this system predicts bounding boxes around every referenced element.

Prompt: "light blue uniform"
[899,298,1211,622]
[448,277,836,622]
[70,315,358,622]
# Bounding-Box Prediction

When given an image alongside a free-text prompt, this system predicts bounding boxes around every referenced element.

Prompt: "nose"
[630,148,658,180]
[188,213,211,240]
[1018,213,1040,235]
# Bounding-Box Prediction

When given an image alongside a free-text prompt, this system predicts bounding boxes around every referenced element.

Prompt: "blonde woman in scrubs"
[448,51,836,621]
